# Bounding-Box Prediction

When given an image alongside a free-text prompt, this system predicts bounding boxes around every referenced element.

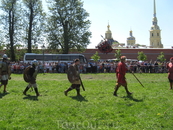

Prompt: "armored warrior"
[0,54,11,93]
[23,59,41,96]
[64,59,81,96]
[114,56,132,96]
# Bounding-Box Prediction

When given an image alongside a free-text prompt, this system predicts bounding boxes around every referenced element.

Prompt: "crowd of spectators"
[10,60,168,74]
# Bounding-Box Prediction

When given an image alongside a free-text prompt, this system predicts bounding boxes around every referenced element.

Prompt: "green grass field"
[0,73,173,130]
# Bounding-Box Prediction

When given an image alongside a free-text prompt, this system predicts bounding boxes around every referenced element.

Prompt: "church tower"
[127,30,136,46]
[105,23,113,39]
[149,0,163,48]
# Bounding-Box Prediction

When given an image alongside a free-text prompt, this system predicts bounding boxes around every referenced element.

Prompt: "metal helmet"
[32,59,38,66]
[2,54,8,59]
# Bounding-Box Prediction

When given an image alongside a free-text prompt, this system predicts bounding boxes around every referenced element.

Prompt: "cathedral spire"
[152,0,157,26]
[105,23,112,39]
[107,22,110,31]
[154,0,156,17]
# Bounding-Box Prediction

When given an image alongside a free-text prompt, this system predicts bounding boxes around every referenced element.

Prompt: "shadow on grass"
[23,95,38,101]
[122,95,143,102]
[69,95,88,102]
[0,92,9,98]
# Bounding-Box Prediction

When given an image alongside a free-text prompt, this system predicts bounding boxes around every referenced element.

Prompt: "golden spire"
[107,23,110,31]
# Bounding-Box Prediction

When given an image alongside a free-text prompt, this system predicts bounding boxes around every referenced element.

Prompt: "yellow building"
[149,0,163,48]
[127,30,136,47]
[105,23,113,40]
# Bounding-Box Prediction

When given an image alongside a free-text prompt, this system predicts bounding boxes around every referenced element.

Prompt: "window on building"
[152,33,153,37]
[157,33,159,36]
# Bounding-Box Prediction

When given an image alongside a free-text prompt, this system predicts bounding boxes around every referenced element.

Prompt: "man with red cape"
[114,56,132,96]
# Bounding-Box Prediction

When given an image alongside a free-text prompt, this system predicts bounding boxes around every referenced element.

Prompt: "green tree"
[22,0,45,53]
[137,51,147,61]
[0,0,20,61]
[157,52,166,62]
[46,0,91,54]
[91,51,100,62]
[115,49,121,61]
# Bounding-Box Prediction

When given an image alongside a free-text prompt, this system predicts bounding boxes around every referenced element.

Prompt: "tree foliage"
[157,52,166,62]
[115,49,121,61]
[22,0,45,53]
[91,51,100,62]
[137,51,147,61]
[46,0,91,54]
[0,0,20,61]
[0,0,92,60]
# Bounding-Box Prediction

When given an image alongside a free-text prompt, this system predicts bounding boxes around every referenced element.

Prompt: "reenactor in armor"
[23,59,41,96]
[64,59,81,96]
[0,54,11,93]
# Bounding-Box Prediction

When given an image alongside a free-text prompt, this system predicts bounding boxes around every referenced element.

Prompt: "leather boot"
[64,88,72,96]
[124,86,132,95]
[114,85,119,96]
[76,89,81,96]
[23,86,30,95]
[34,88,40,96]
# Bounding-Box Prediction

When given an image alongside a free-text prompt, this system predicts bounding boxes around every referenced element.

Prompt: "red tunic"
[116,62,128,84]
[167,62,173,80]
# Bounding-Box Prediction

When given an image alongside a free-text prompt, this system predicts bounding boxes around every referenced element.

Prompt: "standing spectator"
[56,62,60,73]
[45,62,50,73]
[49,63,52,73]
[13,63,17,73]
[20,63,25,74]
[148,61,153,73]
[154,61,159,73]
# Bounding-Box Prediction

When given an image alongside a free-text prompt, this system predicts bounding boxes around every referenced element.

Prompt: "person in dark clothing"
[23,60,41,96]
[64,59,81,96]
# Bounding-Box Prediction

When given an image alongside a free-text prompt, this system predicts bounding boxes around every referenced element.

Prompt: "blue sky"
[42,0,173,49]
[82,0,173,48]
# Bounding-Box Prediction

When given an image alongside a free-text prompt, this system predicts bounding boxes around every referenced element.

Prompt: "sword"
[79,76,85,91]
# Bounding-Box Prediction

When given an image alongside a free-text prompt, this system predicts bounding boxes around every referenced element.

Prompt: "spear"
[131,72,145,87]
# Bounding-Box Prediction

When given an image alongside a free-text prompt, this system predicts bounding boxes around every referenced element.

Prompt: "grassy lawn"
[0,73,173,130]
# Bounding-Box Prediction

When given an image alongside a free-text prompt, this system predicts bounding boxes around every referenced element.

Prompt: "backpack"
[23,66,32,83]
